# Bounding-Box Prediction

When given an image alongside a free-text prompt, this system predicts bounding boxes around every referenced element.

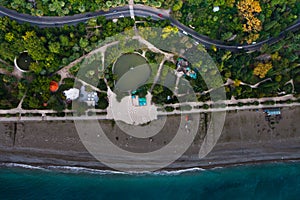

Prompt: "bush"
[203,104,210,109]
[97,98,109,109]
[165,106,174,112]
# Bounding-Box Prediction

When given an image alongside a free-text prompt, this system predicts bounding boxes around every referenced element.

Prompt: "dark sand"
[0,106,300,171]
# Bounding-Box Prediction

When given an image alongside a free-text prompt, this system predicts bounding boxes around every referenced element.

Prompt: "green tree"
[0,42,16,61]
[48,95,65,112]
[4,32,14,42]
[59,35,70,47]
[221,32,233,41]
[172,0,183,11]
[48,42,61,54]
[28,97,40,109]
[79,37,89,49]
[22,31,47,61]
[106,1,112,8]
[29,62,43,74]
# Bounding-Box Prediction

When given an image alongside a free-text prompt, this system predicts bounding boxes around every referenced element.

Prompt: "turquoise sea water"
[1,162,300,200]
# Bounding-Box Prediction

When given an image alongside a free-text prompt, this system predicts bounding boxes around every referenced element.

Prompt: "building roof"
[176,58,197,79]
[264,109,281,116]
[78,86,99,106]
[213,6,220,12]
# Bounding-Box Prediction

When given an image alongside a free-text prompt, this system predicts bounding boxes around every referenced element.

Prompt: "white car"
[193,41,199,45]
[237,46,243,49]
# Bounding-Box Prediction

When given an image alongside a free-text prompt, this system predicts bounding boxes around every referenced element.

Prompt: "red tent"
[49,81,59,92]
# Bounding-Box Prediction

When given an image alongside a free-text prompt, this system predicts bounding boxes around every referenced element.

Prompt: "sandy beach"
[0,106,300,171]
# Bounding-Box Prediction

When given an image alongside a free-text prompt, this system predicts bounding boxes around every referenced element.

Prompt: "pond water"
[113,53,151,92]
[16,52,34,71]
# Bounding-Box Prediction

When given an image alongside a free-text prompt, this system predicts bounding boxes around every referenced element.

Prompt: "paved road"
[0,94,298,122]
[0,5,299,52]
[1,102,299,122]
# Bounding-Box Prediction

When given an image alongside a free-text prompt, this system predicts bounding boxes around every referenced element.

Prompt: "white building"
[78,86,99,107]
[213,6,220,12]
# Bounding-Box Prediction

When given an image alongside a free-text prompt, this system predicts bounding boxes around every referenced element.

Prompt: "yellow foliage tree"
[226,0,236,7]
[22,31,36,41]
[162,26,179,39]
[271,52,281,61]
[234,79,241,87]
[245,33,260,44]
[253,62,273,78]
[237,0,262,16]
[237,0,262,43]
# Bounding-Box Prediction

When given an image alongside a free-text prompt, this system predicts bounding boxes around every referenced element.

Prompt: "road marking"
[129,0,135,20]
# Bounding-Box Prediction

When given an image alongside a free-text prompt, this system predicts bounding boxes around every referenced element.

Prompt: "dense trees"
[0,74,21,109]
[23,76,52,109]
[1,0,297,45]
[176,0,299,44]
[0,16,134,75]
[0,7,298,112]
[0,0,175,16]
[23,31,48,60]
[0,15,135,110]
[215,31,299,99]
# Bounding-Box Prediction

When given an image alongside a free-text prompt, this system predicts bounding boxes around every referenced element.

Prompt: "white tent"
[63,88,80,100]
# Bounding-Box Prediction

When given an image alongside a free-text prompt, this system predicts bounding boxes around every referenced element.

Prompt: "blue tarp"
[139,97,147,106]
[189,73,197,79]
[264,109,281,116]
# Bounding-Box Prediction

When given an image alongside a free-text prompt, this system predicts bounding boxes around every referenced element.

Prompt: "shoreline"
[1,158,300,175]
[0,106,299,173]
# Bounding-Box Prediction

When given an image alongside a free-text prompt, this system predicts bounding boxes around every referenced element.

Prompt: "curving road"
[0,5,299,52]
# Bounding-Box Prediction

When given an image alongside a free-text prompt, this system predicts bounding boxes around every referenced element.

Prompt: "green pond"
[16,52,34,71]
[113,53,151,92]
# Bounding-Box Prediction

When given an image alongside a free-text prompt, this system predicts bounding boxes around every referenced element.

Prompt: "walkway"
[0,94,298,122]
[0,58,24,79]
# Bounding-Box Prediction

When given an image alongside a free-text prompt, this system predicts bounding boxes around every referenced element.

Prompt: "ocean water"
[1,162,300,200]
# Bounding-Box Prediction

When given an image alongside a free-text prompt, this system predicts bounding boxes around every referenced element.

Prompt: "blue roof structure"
[176,58,197,79]
[138,97,147,106]
[264,109,281,116]
[131,92,147,107]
